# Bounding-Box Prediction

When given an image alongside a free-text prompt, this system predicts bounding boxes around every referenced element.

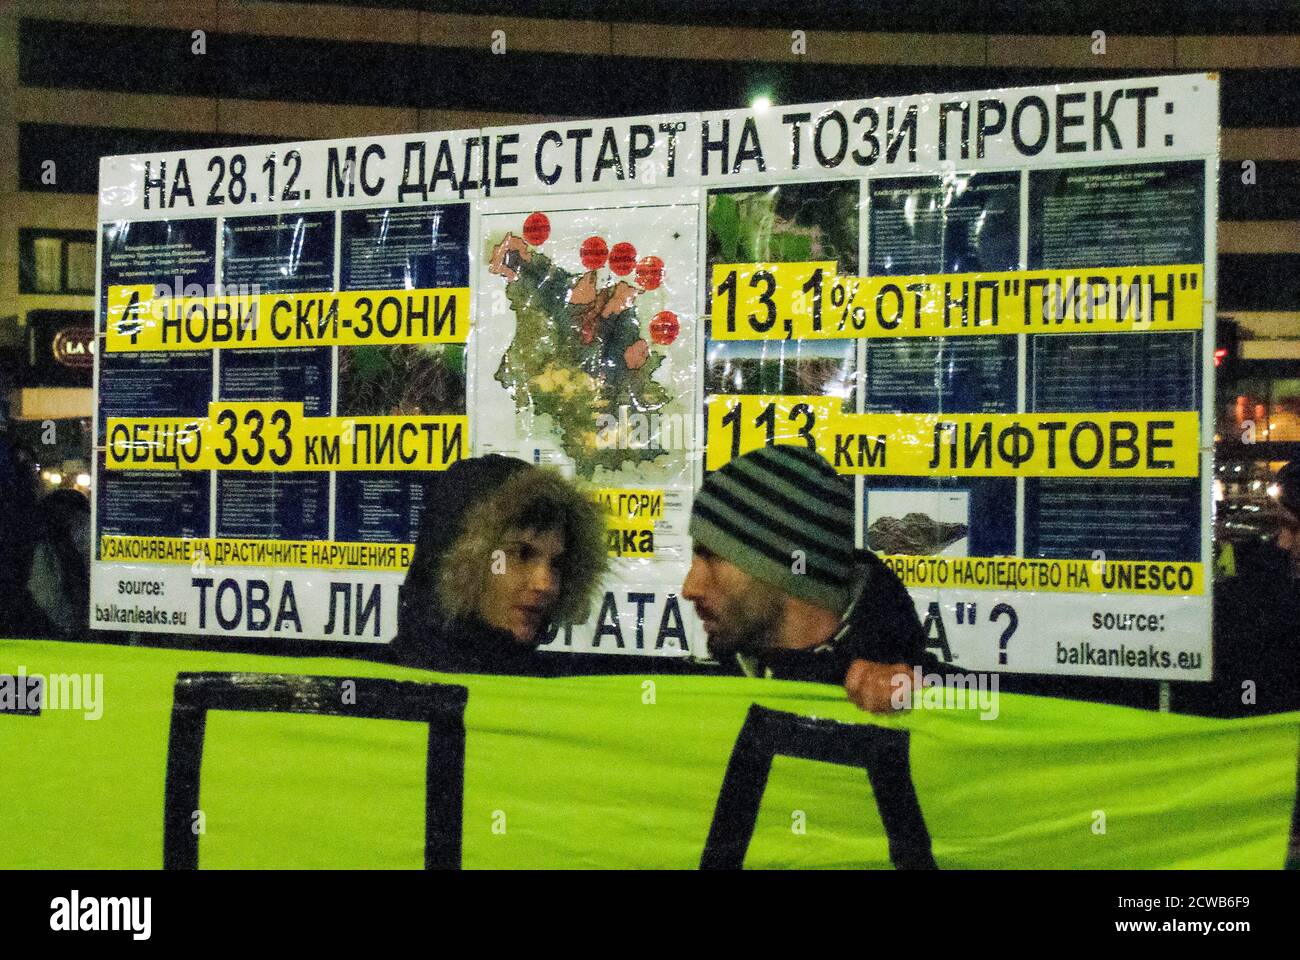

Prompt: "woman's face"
[479,527,565,644]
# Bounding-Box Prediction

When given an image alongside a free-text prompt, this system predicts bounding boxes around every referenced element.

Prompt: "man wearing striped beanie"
[683,444,943,712]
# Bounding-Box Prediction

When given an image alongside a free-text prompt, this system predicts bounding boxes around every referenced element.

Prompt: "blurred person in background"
[1187,461,1300,716]
[0,435,47,637]
[27,488,91,639]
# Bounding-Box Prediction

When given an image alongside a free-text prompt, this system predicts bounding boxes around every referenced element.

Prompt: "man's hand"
[844,660,914,713]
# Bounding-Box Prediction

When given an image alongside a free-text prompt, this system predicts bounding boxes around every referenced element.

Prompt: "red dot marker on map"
[522,212,550,246]
[580,236,609,269]
[609,242,637,276]
[635,255,664,290]
[650,311,679,345]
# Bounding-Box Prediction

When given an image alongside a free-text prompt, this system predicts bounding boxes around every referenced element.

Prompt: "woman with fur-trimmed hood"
[391,455,607,674]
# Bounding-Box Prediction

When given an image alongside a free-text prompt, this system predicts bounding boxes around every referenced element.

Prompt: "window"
[1218,377,1300,443]
[18,229,96,294]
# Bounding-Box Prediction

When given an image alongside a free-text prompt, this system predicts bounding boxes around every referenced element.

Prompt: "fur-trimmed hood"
[392,455,607,672]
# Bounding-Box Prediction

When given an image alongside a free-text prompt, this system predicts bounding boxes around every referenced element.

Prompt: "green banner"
[1,639,1296,869]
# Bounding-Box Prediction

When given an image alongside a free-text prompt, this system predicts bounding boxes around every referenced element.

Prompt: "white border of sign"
[91,73,1218,679]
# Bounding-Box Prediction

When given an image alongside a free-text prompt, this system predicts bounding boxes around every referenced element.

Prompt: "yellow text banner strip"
[99,535,415,572]
[591,489,660,558]
[105,284,470,351]
[705,394,1200,477]
[592,487,666,524]
[882,554,1205,597]
[104,402,467,471]
[605,527,656,558]
[710,262,1205,340]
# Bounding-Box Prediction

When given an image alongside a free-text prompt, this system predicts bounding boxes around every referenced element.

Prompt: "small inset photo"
[866,489,970,556]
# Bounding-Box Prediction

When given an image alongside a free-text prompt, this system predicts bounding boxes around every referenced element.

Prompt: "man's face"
[681,544,784,659]
[479,527,564,645]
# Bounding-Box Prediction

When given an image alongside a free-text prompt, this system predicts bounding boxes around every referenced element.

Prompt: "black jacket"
[1179,540,1300,716]
[712,549,957,684]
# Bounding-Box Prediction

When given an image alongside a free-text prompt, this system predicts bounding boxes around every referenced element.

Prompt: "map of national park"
[488,213,681,476]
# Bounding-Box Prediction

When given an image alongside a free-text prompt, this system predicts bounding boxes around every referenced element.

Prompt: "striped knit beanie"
[689,445,856,613]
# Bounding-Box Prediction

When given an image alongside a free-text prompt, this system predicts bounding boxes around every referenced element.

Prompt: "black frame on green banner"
[701,704,937,870]
[162,672,468,869]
